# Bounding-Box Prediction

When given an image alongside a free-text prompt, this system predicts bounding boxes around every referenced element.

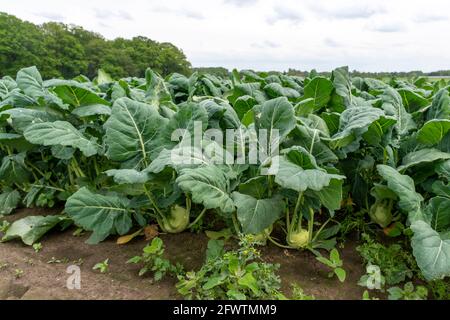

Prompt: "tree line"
[286,68,450,78]
[0,12,191,79]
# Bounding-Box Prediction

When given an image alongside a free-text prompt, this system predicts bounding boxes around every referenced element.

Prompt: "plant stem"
[31,184,66,192]
[71,158,85,178]
[311,218,332,243]
[310,130,317,154]
[232,213,241,235]
[293,192,303,230]
[308,208,315,243]
[188,208,207,229]
[68,165,74,186]
[25,160,46,178]
[186,195,191,213]
[143,184,164,218]
[14,183,26,192]
[285,205,290,232]
[267,175,273,197]
[93,157,100,176]
[268,236,292,249]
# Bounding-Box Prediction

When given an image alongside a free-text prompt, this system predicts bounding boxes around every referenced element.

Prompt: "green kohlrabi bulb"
[159,205,190,234]
[369,200,393,228]
[287,229,310,249]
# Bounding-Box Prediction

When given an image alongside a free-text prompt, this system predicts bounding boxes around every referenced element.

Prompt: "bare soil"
[0,208,367,300]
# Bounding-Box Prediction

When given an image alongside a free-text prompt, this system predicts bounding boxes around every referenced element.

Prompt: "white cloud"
[369,22,407,33]
[224,0,258,7]
[309,3,386,20]
[414,14,448,23]
[35,12,65,21]
[152,5,205,20]
[1,0,450,72]
[266,6,303,25]
[94,9,133,21]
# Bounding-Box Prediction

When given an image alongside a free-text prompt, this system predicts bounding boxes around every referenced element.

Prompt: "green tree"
[0,12,192,79]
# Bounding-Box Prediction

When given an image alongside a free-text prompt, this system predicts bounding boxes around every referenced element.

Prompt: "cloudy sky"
[2,0,450,71]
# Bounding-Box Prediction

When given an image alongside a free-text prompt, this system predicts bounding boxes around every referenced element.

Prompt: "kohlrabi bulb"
[287,229,310,249]
[159,205,190,234]
[369,200,393,228]
[252,225,273,244]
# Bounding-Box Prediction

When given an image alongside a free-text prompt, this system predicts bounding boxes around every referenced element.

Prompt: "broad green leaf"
[24,121,99,157]
[201,99,240,129]
[364,78,389,91]
[424,197,450,232]
[51,145,75,160]
[437,131,450,153]
[228,82,267,105]
[320,112,340,135]
[238,176,268,199]
[0,76,17,99]
[2,215,63,245]
[377,165,423,220]
[398,88,429,113]
[427,88,450,121]
[431,181,450,198]
[292,125,338,164]
[53,85,109,107]
[435,159,450,179]
[363,116,397,146]
[0,153,30,185]
[331,66,354,108]
[176,166,235,213]
[411,220,450,280]
[398,148,450,172]
[144,68,173,107]
[417,119,450,145]
[280,74,302,91]
[0,91,35,109]
[65,187,133,244]
[0,188,21,215]
[302,77,333,111]
[97,69,113,85]
[233,95,257,119]
[329,107,385,149]
[381,88,416,137]
[274,157,344,193]
[264,83,300,99]
[105,169,150,184]
[283,146,319,169]
[232,192,284,234]
[314,179,344,212]
[258,97,296,141]
[159,102,208,150]
[71,104,111,118]
[295,98,315,116]
[146,147,210,173]
[0,108,61,133]
[16,66,43,98]
[104,97,167,168]
[301,114,330,137]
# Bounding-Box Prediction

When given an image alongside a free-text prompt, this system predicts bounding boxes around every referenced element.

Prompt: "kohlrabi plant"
[1,64,449,285]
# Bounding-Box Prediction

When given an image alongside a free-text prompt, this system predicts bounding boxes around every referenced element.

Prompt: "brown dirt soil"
[0,208,367,300]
